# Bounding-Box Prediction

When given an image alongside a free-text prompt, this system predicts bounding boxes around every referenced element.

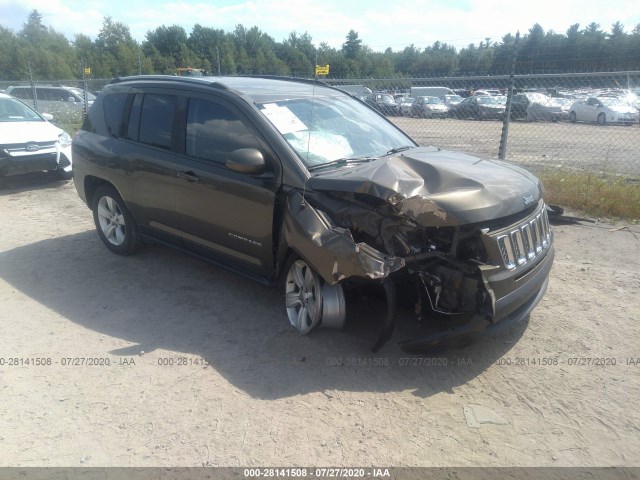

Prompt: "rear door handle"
[177,171,200,182]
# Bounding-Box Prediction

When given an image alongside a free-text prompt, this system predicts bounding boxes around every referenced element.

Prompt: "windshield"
[68,87,96,101]
[0,96,43,122]
[445,95,462,103]
[425,97,443,104]
[477,97,500,105]
[258,95,415,168]
[599,97,627,107]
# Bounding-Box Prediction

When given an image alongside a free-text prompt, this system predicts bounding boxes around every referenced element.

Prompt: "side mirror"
[42,113,54,121]
[68,96,76,103]
[226,148,266,175]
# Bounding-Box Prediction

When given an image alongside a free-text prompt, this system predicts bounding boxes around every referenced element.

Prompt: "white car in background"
[397,97,414,116]
[0,93,73,179]
[569,97,639,125]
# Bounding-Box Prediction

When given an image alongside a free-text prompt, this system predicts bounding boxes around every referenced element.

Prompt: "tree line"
[1,10,639,81]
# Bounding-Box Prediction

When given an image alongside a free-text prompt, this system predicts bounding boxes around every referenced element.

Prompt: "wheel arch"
[84,176,121,209]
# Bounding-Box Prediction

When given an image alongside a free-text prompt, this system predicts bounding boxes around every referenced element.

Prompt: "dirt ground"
[0,174,639,467]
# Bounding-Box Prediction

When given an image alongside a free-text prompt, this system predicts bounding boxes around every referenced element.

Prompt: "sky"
[1,0,639,51]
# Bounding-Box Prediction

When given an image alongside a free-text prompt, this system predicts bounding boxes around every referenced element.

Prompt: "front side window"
[138,94,176,150]
[186,98,260,163]
[45,89,71,102]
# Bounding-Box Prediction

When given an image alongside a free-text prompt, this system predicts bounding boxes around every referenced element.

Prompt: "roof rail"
[109,75,332,88]
[238,75,330,87]
[109,75,229,91]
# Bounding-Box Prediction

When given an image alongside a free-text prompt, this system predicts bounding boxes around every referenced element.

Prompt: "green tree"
[342,30,362,59]
[144,25,195,69]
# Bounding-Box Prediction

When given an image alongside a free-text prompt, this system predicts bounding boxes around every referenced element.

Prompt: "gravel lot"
[0,174,639,467]
[392,117,640,177]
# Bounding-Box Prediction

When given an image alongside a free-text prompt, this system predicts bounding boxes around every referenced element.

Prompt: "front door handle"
[177,171,200,182]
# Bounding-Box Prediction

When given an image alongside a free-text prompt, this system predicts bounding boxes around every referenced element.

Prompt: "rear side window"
[41,89,69,102]
[138,94,176,150]
[103,93,128,138]
[10,88,32,100]
[186,98,259,163]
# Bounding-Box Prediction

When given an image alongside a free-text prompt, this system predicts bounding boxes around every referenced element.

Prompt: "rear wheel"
[569,111,577,123]
[92,185,141,255]
[597,113,606,125]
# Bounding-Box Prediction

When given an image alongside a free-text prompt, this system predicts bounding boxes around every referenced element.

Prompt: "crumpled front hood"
[309,146,542,226]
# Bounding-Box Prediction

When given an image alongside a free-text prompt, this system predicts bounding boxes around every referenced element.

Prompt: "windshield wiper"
[307,156,377,172]
[386,145,414,155]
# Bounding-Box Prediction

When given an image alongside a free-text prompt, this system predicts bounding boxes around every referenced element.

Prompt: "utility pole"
[215,46,221,75]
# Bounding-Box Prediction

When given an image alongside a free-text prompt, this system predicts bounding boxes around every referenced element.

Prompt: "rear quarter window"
[103,93,128,138]
[10,88,32,100]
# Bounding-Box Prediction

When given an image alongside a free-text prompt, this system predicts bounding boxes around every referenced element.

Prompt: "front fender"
[282,191,405,285]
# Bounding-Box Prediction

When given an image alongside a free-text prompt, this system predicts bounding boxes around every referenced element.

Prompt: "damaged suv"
[73,76,554,352]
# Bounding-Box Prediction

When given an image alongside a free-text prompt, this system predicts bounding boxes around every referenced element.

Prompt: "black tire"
[569,111,577,123]
[597,113,606,125]
[56,168,73,180]
[92,185,141,255]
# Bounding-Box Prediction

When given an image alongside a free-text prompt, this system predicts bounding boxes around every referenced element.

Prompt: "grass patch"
[55,121,83,136]
[537,168,640,221]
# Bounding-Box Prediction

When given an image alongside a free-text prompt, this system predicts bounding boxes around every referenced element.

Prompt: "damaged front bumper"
[399,244,554,353]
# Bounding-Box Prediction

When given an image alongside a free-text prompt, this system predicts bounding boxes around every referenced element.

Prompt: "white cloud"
[2,0,639,49]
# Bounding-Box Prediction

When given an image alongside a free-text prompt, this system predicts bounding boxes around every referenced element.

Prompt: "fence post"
[82,59,88,118]
[498,32,520,160]
[28,61,38,112]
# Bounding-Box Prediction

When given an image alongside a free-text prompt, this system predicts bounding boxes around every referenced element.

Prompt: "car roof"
[109,75,345,103]
[8,85,74,89]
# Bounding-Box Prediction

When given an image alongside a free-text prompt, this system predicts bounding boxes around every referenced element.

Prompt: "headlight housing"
[58,131,72,148]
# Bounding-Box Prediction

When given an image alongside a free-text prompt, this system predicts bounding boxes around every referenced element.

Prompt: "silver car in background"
[410,96,449,118]
[569,97,639,125]
[5,85,95,123]
[397,97,414,116]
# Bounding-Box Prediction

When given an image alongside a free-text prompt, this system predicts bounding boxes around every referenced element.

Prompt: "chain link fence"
[2,72,639,184]
[325,72,640,179]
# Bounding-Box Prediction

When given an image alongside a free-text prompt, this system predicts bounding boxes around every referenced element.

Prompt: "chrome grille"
[2,141,57,153]
[496,205,551,271]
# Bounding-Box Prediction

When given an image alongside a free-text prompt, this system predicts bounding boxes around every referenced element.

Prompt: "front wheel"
[569,111,577,123]
[597,113,606,125]
[92,185,141,255]
[57,168,73,180]
[283,256,322,334]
